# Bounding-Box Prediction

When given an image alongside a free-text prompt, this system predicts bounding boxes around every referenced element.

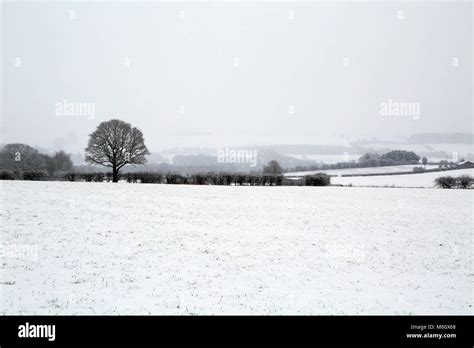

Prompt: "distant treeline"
[286,150,423,173]
[0,143,73,179]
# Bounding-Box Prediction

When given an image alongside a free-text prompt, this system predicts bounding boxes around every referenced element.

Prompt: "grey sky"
[1,1,472,152]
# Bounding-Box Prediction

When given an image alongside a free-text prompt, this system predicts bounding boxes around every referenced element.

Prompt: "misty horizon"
[1,1,472,153]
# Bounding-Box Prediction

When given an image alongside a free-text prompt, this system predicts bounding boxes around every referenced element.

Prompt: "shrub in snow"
[93,172,105,182]
[135,172,163,184]
[234,174,245,185]
[214,174,227,185]
[83,173,94,182]
[457,175,473,189]
[64,172,76,181]
[22,169,48,181]
[105,172,113,182]
[191,174,207,185]
[165,173,188,184]
[261,174,279,186]
[304,174,330,186]
[275,175,283,186]
[0,170,15,180]
[226,174,235,185]
[435,176,457,189]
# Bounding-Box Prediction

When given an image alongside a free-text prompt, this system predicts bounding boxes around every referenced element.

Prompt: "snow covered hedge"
[435,175,473,189]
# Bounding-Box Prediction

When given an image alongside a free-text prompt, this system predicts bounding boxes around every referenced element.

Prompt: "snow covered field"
[285,164,440,177]
[1,181,472,314]
[332,169,474,188]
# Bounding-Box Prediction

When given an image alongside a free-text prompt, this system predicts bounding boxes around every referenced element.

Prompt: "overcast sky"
[1,1,472,152]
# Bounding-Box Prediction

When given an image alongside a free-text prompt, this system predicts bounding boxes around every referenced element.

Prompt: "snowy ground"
[0,181,472,314]
[332,169,474,188]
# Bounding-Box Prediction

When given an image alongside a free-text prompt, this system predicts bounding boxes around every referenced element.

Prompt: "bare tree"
[85,119,150,182]
[263,160,283,175]
[422,156,428,167]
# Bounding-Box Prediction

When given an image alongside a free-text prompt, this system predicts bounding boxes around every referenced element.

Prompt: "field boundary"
[338,166,473,178]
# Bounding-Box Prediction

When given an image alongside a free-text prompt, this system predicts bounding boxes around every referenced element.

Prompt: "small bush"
[83,173,94,182]
[0,170,15,180]
[275,175,283,186]
[22,169,48,181]
[135,172,163,184]
[191,174,207,185]
[435,176,457,189]
[105,172,113,182]
[217,174,227,185]
[208,174,224,185]
[304,173,330,186]
[165,173,188,184]
[260,174,283,186]
[261,175,270,186]
[234,174,245,186]
[224,174,234,185]
[65,172,76,181]
[93,172,105,182]
[457,175,473,189]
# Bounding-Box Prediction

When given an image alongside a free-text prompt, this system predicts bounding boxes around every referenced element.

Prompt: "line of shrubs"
[80,172,330,186]
[0,169,50,181]
[0,170,331,186]
[77,172,286,186]
[303,174,331,186]
[435,175,473,189]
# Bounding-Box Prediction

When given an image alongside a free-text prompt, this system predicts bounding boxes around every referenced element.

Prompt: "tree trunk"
[112,164,118,183]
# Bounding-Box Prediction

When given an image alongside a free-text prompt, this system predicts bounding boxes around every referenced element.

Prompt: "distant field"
[331,168,474,188]
[285,164,440,177]
[0,181,471,314]
[285,143,473,166]
[285,154,362,164]
[362,143,474,157]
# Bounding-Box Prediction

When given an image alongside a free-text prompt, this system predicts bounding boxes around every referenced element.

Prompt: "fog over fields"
[1,1,472,153]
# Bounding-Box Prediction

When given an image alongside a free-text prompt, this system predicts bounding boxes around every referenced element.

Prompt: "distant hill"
[255,144,353,155]
[407,133,473,144]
